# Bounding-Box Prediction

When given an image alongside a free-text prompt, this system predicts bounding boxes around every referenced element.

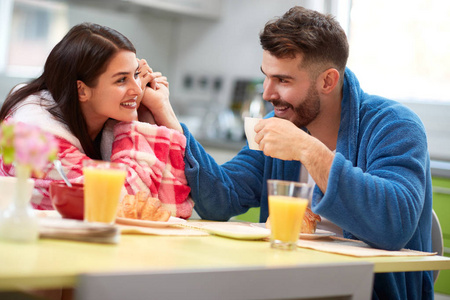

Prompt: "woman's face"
[79,50,142,138]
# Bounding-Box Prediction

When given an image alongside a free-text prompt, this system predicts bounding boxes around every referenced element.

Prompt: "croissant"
[117,191,171,222]
[302,207,321,234]
[265,207,321,234]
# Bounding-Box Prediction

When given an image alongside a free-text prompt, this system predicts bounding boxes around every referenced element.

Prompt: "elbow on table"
[363,229,413,251]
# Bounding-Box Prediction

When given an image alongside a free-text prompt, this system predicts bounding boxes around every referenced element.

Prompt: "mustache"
[269,99,293,109]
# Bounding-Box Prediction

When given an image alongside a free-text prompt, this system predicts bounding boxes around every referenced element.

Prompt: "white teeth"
[121,102,135,106]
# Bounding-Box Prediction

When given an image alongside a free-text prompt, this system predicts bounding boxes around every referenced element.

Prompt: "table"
[1,231,450,299]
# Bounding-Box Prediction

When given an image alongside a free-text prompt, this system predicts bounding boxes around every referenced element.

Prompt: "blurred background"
[0,0,449,297]
[0,0,449,162]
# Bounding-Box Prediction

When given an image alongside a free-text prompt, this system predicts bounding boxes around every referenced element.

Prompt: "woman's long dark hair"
[0,22,136,158]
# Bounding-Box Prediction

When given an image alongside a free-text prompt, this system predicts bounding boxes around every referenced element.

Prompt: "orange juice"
[83,166,126,224]
[269,195,308,244]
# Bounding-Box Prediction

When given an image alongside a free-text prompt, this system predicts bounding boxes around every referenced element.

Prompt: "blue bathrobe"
[183,68,434,299]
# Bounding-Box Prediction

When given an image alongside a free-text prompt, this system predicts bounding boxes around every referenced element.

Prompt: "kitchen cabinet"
[124,0,221,19]
[432,176,450,295]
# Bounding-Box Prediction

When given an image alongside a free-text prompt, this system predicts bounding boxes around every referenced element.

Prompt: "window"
[0,0,13,73]
[347,0,450,103]
[2,0,68,77]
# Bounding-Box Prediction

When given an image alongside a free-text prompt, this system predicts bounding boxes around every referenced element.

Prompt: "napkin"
[38,218,120,244]
[297,236,437,257]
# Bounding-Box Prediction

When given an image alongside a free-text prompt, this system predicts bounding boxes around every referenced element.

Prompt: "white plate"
[250,223,335,240]
[202,223,270,240]
[115,216,186,228]
[300,229,336,240]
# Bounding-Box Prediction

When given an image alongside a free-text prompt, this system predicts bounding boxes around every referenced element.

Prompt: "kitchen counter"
[198,138,245,152]
[198,141,450,177]
[198,138,244,165]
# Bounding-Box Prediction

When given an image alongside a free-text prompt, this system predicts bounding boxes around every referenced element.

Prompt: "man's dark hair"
[260,6,349,80]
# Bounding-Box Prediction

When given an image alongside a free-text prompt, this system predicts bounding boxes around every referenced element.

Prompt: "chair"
[75,263,374,300]
[432,209,444,282]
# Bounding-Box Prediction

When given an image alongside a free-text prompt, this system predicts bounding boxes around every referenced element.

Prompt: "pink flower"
[0,120,57,172]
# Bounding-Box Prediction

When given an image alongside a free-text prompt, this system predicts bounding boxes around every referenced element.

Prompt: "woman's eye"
[117,77,127,84]
[134,71,141,79]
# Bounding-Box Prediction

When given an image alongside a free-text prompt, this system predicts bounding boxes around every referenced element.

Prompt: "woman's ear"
[77,80,90,102]
[319,68,340,94]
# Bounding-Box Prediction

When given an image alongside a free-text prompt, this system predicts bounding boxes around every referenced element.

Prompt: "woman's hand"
[137,59,153,90]
[141,72,170,108]
[136,58,170,112]
[136,59,182,133]
[136,59,170,106]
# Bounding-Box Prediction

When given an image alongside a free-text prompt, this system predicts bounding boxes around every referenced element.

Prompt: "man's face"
[261,51,320,128]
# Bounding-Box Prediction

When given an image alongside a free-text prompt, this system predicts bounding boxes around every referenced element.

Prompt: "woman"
[0,22,193,219]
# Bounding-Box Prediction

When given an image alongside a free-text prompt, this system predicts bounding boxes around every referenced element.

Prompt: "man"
[146,6,433,300]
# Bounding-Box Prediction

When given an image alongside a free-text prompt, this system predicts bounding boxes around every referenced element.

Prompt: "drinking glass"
[267,180,313,250]
[83,160,126,224]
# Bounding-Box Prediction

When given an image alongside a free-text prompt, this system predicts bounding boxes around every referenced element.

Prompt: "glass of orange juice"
[267,180,313,250]
[83,160,127,224]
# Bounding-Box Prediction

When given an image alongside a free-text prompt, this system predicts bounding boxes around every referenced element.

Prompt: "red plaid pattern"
[0,120,193,219]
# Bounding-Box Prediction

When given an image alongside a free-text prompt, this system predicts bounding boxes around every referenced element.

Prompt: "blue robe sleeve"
[313,115,431,251]
[182,123,265,221]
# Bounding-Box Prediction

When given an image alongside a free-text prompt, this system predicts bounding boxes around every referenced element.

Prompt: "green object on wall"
[432,176,450,295]
[435,253,450,295]
[233,207,260,223]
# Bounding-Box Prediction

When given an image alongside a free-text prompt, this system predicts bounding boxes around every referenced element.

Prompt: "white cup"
[0,177,35,212]
[244,117,262,150]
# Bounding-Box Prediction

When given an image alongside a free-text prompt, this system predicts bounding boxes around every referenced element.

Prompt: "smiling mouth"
[271,100,291,115]
[121,100,137,108]
[273,105,289,112]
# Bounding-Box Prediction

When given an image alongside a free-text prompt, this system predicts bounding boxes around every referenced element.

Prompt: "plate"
[115,216,187,228]
[202,223,270,240]
[300,229,336,240]
[250,223,335,240]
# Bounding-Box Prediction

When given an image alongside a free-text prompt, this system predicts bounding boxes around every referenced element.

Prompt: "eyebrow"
[111,65,139,78]
[260,66,294,81]
[112,71,130,78]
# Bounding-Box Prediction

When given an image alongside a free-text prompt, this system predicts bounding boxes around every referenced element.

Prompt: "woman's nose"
[129,78,142,96]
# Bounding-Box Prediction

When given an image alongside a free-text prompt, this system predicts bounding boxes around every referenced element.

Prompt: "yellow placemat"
[297,236,436,257]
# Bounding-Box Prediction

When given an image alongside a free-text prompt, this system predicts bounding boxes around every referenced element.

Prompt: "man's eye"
[117,77,126,83]
[134,71,141,79]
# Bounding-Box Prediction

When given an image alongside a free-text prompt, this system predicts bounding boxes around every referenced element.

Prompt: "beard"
[270,83,320,128]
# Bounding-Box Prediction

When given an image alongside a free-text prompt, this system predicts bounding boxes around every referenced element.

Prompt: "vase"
[0,164,38,243]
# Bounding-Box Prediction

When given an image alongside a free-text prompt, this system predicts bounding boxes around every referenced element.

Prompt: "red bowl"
[49,181,84,220]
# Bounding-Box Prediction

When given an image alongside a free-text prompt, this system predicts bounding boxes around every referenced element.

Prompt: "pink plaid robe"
[0,90,193,219]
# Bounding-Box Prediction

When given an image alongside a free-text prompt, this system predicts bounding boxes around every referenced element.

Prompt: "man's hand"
[255,118,308,161]
[255,117,334,192]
